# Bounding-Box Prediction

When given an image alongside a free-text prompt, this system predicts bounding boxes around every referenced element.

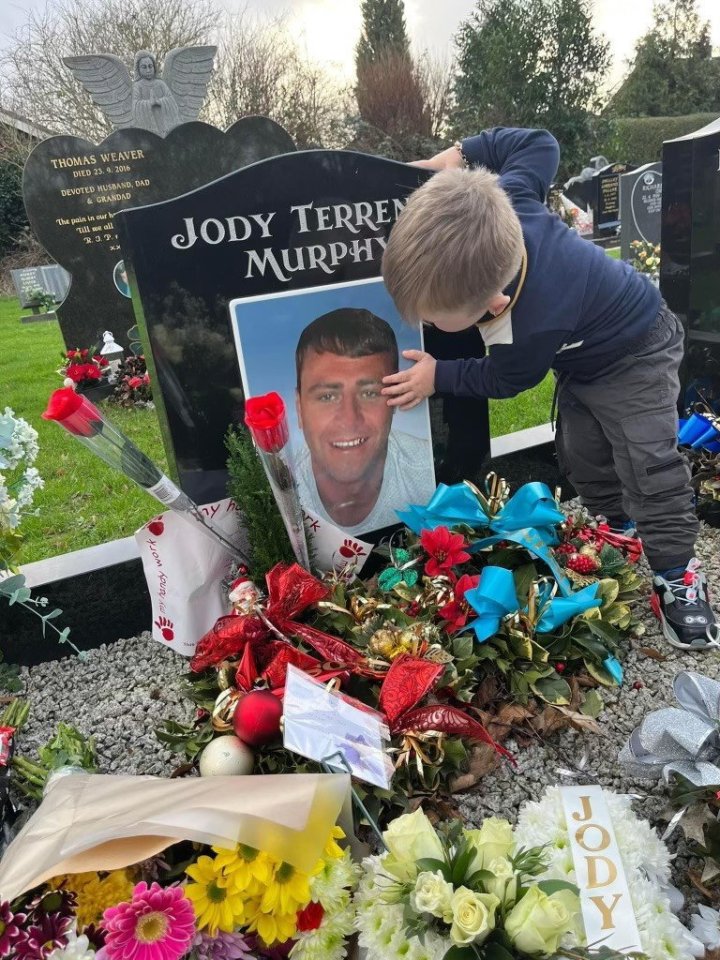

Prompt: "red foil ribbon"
[377,655,512,761]
[393,704,514,761]
[595,523,643,564]
[378,655,443,728]
[191,563,366,674]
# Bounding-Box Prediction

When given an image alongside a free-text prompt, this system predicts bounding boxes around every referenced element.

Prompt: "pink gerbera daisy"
[102,883,195,960]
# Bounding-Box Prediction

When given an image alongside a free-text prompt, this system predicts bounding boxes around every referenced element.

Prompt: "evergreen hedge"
[604,112,719,165]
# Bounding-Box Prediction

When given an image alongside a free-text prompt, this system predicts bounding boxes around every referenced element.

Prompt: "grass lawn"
[2,294,554,563]
[1,295,167,563]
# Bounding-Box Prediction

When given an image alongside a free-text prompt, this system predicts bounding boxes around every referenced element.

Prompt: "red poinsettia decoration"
[438,573,480,632]
[420,527,471,577]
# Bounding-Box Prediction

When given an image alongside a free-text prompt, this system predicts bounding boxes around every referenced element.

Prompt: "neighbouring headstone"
[620,162,663,259]
[115,151,491,510]
[661,116,720,411]
[564,155,610,212]
[593,162,635,236]
[11,264,70,309]
[22,118,295,350]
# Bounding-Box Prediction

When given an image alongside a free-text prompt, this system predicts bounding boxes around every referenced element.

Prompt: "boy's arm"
[461,128,560,202]
[434,329,568,400]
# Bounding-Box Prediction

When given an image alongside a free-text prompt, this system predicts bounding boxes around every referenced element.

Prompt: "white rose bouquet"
[355,808,582,960]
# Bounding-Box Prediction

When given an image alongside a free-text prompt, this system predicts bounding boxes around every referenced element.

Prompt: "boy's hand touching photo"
[381,349,436,410]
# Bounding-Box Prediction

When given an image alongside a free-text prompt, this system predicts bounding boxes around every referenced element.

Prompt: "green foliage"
[599,112,718,165]
[356,0,410,70]
[225,425,295,580]
[13,722,97,800]
[0,660,22,693]
[27,288,56,313]
[0,161,28,258]
[609,0,720,118]
[452,0,610,178]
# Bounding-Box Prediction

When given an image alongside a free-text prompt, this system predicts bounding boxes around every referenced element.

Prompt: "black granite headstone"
[22,117,295,350]
[593,162,634,235]
[116,151,491,507]
[662,117,720,412]
[661,117,720,332]
[620,162,662,259]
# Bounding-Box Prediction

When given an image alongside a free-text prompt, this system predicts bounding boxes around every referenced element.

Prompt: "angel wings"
[63,46,217,137]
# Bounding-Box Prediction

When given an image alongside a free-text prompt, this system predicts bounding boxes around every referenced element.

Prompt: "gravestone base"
[20,312,57,325]
[0,558,150,666]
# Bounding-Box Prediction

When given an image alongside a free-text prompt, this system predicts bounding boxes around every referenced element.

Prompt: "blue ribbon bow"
[398,481,574,596]
[461,566,601,643]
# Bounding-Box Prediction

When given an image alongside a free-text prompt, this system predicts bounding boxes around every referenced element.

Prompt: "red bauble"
[233,690,283,746]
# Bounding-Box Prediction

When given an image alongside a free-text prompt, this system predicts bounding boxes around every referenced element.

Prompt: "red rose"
[80,349,89,358]
[296,901,324,932]
[42,387,103,437]
[420,526,471,577]
[84,364,101,381]
[127,376,143,389]
[94,355,109,367]
[244,392,289,453]
[66,349,79,359]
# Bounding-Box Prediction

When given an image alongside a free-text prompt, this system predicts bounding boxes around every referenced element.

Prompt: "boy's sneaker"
[651,560,720,650]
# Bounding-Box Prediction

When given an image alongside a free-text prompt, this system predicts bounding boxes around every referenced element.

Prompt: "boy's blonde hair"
[382,167,524,325]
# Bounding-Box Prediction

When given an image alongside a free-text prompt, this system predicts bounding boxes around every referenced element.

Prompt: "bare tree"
[0,0,217,141]
[207,10,353,148]
[356,48,432,141]
[416,50,455,140]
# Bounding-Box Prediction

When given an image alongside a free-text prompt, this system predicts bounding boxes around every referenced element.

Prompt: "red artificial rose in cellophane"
[41,387,103,438]
[244,392,289,453]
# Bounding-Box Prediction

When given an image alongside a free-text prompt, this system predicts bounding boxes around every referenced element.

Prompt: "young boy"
[380,127,719,651]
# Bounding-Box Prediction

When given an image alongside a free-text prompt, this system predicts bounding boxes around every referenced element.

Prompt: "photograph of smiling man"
[230,277,435,545]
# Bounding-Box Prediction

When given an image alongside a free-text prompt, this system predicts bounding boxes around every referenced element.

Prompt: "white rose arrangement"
[355,808,581,960]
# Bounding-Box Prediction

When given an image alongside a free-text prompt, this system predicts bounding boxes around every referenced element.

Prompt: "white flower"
[291,903,356,960]
[514,788,694,960]
[47,932,95,960]
[410,870,453,921]
[309,850,358,910]
[690,904,720,949]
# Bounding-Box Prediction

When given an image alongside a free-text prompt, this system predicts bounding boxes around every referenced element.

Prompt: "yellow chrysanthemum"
[247,904,298,946]
[48,870,135,928]
[323,826,345,860]
[211,844,273,894]
[185,855,247,934]
[260,861,311,916]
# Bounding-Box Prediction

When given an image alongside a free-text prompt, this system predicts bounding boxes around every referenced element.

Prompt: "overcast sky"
[3,0,720,89]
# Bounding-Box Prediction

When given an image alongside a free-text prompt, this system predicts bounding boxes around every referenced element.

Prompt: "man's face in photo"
[296,348,395,487]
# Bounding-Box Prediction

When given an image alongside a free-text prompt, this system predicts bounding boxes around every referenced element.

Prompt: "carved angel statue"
[63,47,217,137]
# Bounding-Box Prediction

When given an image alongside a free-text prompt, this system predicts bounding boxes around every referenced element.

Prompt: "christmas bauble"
[233,690,283,746]
[198,735,254,776]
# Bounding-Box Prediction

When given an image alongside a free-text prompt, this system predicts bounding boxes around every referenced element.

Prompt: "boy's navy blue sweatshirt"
[433,127,661,400]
